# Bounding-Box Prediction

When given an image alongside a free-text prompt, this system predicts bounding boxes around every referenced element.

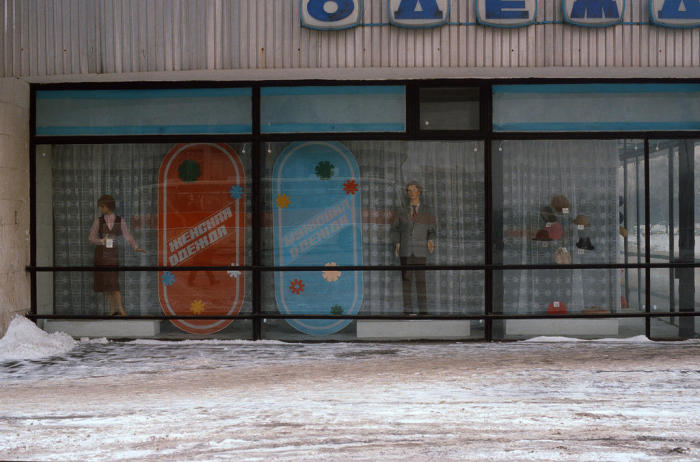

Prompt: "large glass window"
[649,139,699,339]
[29,82,700,341]
[260,140,485,340]
[492,139,646,339]
[35,143,252,339]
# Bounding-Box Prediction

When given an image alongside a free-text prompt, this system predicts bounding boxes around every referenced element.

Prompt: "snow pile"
[0,316,77,362]
[80,337,110,344]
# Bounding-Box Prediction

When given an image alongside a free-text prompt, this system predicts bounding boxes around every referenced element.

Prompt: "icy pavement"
[2,318,700,461]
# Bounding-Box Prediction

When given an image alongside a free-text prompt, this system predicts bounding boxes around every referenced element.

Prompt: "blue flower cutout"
[229,185,244,200]
[161,271,175,287]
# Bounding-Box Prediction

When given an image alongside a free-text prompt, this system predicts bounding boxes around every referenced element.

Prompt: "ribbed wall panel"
[1,0,698,78]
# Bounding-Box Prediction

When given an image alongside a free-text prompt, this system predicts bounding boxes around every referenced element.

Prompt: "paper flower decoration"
[315,161,335,180]
[343,179,358,195]
[190,299,206,315]
[330,305,344,315]
[276,193,291,209]
[161,271,175,287]
[229,185,244,200]
[178,159,201,183]
[322,262,341,282]
[289,279,305,295]
[227,262,241,278]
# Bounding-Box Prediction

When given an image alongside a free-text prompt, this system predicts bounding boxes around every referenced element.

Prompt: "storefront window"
[649,139,699,339]
[35,143,252,338]
[29,82,699,341]
[492,139,646,339]
[260,140,485,340]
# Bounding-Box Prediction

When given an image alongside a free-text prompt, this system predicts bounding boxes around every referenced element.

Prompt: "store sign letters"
[476,0,537,27]
[562,0,624,26]
[301,0,700,29]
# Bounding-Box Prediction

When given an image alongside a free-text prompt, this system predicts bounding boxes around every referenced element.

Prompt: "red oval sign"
[158,143,245,334]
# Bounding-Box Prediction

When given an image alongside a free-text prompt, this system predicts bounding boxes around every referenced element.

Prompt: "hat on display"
[576,237,595,251]
[554,247,571,264]
[532,229,552,241]
[540,206,557,223]
[546,222,563,240]
[573,214,589,227]
[550,194,571,213]
[547,301,568,314]
[619,226,628,238]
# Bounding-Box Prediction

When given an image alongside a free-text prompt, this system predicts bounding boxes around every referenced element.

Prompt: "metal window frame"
[26,78,700,341]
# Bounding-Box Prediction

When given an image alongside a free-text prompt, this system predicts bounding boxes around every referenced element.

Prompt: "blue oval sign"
[273,141,364,336]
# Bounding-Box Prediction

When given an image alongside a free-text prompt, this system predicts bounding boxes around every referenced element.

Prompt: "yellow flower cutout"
[190,299,205,315]
[276,193,291,209]
[322,262,342,282]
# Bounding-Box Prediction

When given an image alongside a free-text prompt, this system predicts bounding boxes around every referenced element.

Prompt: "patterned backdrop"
[262,140,485,316]
[499,140,622,314]
[51,143,253,316]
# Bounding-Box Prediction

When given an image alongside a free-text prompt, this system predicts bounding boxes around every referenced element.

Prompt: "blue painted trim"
[475,0,538,29]
[261,85,406,96]
[447,21,479,25]
[261,122,406,133]
[649,0,700,29]
[562,0,625,27]
[300,0,365,31]
[36,88,252,100]
[495,121,700,132]
[493,83,700,93]
[387,0,451,29]
[36,124,253,136]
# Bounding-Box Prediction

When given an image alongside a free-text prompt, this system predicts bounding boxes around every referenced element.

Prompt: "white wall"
[0,78,30,336]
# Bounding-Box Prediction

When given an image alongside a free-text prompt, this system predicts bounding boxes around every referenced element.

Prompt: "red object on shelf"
[547,301,568,314]
[547,222,563,240]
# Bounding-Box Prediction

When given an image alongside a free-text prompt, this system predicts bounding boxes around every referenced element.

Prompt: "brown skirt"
[94,246,119,292]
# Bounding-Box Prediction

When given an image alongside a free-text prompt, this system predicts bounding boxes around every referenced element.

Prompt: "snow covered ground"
[2,317,700,461]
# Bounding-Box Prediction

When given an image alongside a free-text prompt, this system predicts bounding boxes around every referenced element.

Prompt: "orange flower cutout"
[343,179,359,195]
[190,299,205,315]
[276,193,291,209]
[289,278,305,295]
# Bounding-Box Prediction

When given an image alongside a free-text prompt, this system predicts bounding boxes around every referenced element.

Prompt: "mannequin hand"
[395,243,400,257]
[136,248,147,254]
[427,240,434,254]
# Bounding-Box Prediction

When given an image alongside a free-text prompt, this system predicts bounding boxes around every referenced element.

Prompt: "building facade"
[0,0,698,340]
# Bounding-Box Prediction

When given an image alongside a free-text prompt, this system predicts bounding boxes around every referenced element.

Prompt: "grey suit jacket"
[390,204,437,258]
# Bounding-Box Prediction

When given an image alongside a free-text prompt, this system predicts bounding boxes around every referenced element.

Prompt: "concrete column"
[0,78,30,336]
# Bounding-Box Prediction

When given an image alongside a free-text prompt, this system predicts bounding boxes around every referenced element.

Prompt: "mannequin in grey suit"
[390,182,436,315]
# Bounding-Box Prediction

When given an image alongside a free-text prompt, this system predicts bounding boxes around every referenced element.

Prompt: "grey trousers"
[400,256,427,314]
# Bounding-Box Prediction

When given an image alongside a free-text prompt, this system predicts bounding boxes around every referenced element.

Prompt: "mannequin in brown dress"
[89,195,146,316]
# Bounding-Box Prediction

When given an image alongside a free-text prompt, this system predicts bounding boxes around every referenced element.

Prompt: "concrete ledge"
[43,320,161,338]
[356,320,470,340]
[505,319,619,338]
